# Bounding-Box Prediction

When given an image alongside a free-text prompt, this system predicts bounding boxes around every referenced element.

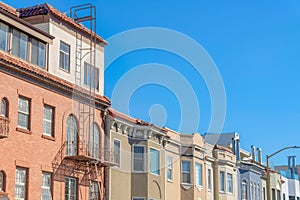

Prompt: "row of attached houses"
[0,1,300,200]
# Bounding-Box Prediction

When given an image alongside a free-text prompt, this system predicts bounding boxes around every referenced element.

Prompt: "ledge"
[41,134,56,141]
[16,127,32,135]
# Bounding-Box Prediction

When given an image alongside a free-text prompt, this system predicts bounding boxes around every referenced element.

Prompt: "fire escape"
[0,116,9,139]
[52,4,114,200]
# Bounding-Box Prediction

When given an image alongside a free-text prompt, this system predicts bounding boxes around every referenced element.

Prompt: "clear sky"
[7,0,300,165]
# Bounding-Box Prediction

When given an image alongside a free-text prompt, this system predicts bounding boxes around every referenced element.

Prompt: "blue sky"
[8,0,300,165]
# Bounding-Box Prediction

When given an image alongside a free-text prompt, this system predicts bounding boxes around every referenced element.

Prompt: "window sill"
[59,67,70,73]
[41,134,56,141]
[167,179,173,183]
[16,127,32,135]
[150,173,160,177]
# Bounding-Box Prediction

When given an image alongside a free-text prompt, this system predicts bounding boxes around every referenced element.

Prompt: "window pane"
[65,177,77,200]
[43,106,53,136]
[0,171,3,191]
[42,173,52,200]
[195,163,202,186]
[60,42,70,71]
[15,168,27,200]
[20,33,28,60]
[150,148,159,175]
[167,157,172,180]
[66,115,78,156]
[1,99,7,117]
[18,97,29,129]
[84,63,99,90]
[114,140,120,165]
[31,38,38,65]
[181,161,191,183]
[220,171,225,192]
[133,146,144,171]
[227,173,233,193]
[38,42,46,68]
[208,169,212,190]
[0,23,8,51]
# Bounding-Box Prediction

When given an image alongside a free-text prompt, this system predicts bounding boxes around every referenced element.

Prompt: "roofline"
[0,8,54,40]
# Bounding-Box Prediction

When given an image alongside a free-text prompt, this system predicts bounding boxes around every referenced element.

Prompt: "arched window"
[1,98,8,117]
[242,180,248,200]
[66,115,78,156]
[0,171,5,192]
[89,123,100,159]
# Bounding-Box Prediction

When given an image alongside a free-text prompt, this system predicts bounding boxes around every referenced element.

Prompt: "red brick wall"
[0,70,106,200]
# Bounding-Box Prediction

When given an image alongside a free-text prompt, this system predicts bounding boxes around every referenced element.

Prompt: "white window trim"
[149,147,160,176]
[43,105,54,137]
[59,41,70,72]
[113,138,121,168]
[132,144,146,173]
[17,97,30,130]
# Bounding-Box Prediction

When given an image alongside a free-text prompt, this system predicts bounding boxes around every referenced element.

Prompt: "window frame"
[0,170,5,192]
[17,96,31,130]
[241,180,248,200]
[207,168,212,191]
[0,22,9,51]
[132,144,146,172]
[41,172,52,200]
[43,104,54,137]
[132,197,146,200]
[167,156,173,181]
[65,176,77,200]
[89,181,100,200]
[113,138,121,167]
[66,114,78,156]
[1,98,8,117]
[15,167,28,200]
[219,171,225,192]
[181,160,191,184]
[31,37,46,68]
[150,147,160,176]
[12,28,29,60]
[227,173,233,194]
[59,41,70,72]
[84,62,99,91]
[195,163,203,186]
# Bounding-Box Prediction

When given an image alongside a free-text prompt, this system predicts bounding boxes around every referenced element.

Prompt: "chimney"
[251,145,256,162]
[257,148,262,164]
[236,139,240,161]
[232,139,236,155]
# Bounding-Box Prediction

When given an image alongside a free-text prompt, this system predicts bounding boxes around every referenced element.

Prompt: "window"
[181,160,191,184]
[89,181,99,200]
[283,194,286,200]
[220,171,225,192]
[0,22,9,51]
[113,139,120,166]
[257,184,260,200]
[242,180,248,200]
[89,123,100,159]
[227,173,233,193]
[195,163,202,186]
[167,156,173,180]
[272,189,276,200]
[132,198,145,200]
[1,98,8,117]
[15,167,27,200]
[65,177,77,200]
[31,38,46,68]
[208,169,212,190]
[66,115,78,156]
[18,97,30,129]
[277,190,281,200]
[12,29,28,60]
[133,145,145,172]
[42,172,52,200]
[84,63,99,90]
[0,171,5,191]
[150,148,160,175]
[59,41,70,71]
[43,105,54,137]
[263,187,266,200]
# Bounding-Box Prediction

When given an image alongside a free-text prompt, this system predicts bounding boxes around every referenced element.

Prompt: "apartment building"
[108,109,168,200]
[0,2,111,200]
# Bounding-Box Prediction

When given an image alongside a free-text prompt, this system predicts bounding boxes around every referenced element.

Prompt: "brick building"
[0,2,112,200]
